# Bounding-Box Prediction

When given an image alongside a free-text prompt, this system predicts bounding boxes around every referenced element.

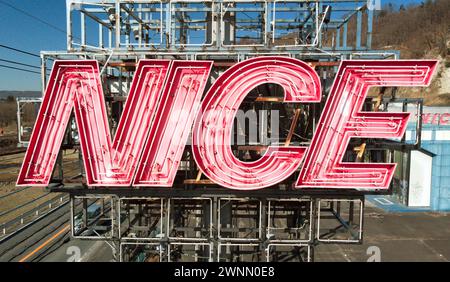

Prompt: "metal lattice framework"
[65,0,386,54]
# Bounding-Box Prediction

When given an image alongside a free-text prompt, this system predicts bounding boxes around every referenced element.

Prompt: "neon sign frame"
[17,57,438,191]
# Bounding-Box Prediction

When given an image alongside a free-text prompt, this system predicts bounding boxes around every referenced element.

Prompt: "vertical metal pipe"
[108,28,112,48]
[16,99,21,144]
[367,8,373,48]
[343,22,348,48]
[82,198,88,229]
[317,3,322,47]
[167,2,172,48]
[40,54,46,95]
[212,197,218,262]
[402,101,407,143]
[416,100,423,148]
[335,27,340,48]
[81,12,86,46]
[356,10,362,49]
[138,3,142,48]
[115,0,121,48]
[66,0,73,50]
[99,24,103,48]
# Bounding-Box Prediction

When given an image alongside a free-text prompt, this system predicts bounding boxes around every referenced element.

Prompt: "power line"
[0,64,40,75]
[0,56,52,72]
[0,58,40,69]
[0,44,40,58]
[0,0,67,36]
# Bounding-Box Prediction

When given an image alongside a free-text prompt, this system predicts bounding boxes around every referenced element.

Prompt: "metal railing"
[0,192,51,218]
[0,194,69,240]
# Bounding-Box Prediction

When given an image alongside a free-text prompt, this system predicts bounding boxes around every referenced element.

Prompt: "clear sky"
[0,0,426,91]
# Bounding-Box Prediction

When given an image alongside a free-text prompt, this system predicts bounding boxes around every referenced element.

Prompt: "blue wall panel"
[421,131,450,211]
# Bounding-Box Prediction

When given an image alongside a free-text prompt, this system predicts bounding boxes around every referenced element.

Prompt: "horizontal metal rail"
[0,192,51,218]
[0,194,69,239]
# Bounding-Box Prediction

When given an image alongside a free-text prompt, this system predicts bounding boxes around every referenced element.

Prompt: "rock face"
[369,0,450,106]
[385,49,450,106]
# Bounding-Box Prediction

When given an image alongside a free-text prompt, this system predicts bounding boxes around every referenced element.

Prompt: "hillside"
[372,0,450,105]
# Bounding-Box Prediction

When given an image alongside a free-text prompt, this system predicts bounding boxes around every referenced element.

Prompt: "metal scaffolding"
[63,0,391,53]
[64,187,365,262]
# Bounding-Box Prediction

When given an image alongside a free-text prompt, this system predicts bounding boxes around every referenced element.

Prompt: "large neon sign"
[17,57,437,190]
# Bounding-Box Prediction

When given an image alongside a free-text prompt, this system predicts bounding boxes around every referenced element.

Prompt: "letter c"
[192,56,321,190]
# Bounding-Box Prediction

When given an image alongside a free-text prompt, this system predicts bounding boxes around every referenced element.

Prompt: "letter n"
[17,60,212,186]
